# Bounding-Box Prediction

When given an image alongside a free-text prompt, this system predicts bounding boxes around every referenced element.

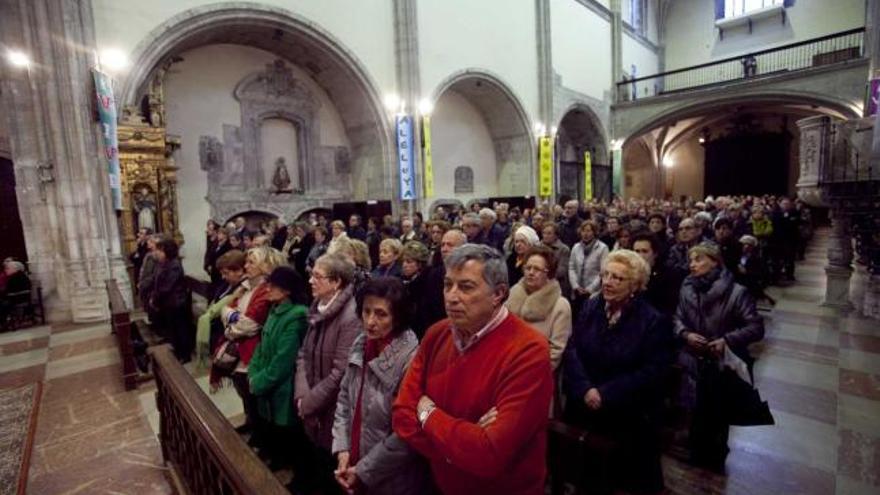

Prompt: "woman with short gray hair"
[295,253,361,490]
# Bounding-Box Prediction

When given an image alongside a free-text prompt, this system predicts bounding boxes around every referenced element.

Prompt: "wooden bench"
[106,278,138,391]
[149,344,288,495]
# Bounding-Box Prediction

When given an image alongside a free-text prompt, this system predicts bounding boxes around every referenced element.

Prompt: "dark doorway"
[0,158,27,262]
[704,133,788,196]
[559,161,612,204]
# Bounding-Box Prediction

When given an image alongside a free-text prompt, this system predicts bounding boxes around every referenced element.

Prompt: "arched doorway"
[118,4,393,274]
[619,94,858,200]
[556,104,610,203]
[429,70,535,202]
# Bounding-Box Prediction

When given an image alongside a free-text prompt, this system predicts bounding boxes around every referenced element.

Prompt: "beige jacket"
[505,280,572,369]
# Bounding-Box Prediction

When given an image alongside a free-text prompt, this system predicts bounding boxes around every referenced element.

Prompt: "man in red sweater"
[392,244,553,495]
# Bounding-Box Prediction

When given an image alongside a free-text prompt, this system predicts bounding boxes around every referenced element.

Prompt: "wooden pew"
[105,279,138,391]
[149,344,287,495]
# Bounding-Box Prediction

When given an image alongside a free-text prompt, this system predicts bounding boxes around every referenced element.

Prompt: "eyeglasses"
[601,271,629,283]
[310,273,330,281]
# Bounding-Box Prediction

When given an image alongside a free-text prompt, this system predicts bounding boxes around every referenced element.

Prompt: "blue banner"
[396,115,417,200]
[92,69,122,210]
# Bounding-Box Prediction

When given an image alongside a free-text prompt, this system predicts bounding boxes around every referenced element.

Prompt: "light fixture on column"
[418,98,433,116]
[99,48,128,72]
[698,127,710,145]
[6,50,30,68]
[610,138,624,151]
[384,93,401,113]
[663,156,675,168]
[533,121,546,136]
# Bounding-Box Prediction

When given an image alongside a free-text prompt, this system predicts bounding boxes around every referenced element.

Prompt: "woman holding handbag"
[674,242,765,472]
[211,246,286,433]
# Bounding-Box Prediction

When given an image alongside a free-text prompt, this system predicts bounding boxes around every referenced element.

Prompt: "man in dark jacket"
[712,218,742,274]
[633,233,678,315]
[557,200,582,248]
[422,229,466,329]
[772,198,800,282]
[347,214,367,241]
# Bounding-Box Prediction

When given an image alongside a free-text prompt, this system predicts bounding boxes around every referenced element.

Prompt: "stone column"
[392,0,421,216]
[535,0,553,200]
[610,0,624,101]
[0,0,130,322]
[822,210,855,311]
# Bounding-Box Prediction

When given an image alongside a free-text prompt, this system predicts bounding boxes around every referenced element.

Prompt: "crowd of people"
[0,258,31,330]
[130,193,812,494]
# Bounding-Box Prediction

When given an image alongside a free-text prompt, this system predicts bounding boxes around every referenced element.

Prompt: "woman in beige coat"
[505,245,572,370]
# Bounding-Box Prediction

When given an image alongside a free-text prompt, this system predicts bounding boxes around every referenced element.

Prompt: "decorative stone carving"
[823,211,854,310]
[272,157,293,193]
[454,166,474,193]
[795,115,830,207]
[199,136,223,172]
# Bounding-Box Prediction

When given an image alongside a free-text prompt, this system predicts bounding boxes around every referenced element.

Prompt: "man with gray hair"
[393,244,553,494]
[423,229,468,330]
[461,212,487,246]
[557,199,582,248]
[479,208,505,251]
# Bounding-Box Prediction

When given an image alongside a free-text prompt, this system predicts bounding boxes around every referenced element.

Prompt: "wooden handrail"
[149,344,288,495]
[105,279,137,390]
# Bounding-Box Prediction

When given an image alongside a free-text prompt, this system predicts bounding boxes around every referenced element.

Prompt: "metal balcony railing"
[616,27,865,102]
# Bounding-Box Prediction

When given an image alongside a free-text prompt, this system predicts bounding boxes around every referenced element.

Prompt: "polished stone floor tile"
[765,321,840,348]
[0,325,50,345]
[47,322,111,347]
[0,336,50,356]
[729,410,839,473]
[754,354,839,392]
[754,337,839,367]
[47,334,117,361]
[837,429,880,488]
[836,474,880,495]
[44,346,120,380]
[841,317,880,337]
[0,347,48,374]
[838,393,880,437]
[757,376,837,425]
[840,349,880,376]
[0,363,45,389]
[840,369,880,402]
[840,333,880,354]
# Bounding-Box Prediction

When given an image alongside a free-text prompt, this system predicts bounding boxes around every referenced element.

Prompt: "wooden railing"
[106,278,137,391]
[149,344,288,495]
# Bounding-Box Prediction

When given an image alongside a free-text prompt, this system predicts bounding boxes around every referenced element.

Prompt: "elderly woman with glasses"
[294,253,362,493]
[563,249,674,495]
[505,245,571,371]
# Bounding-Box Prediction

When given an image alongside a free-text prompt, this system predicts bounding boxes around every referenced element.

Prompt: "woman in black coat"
[151,239,192,363]
[563,249,674,495]
[674,242,764,471]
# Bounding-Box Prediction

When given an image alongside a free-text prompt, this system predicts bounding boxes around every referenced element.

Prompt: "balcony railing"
[616,27,865,103]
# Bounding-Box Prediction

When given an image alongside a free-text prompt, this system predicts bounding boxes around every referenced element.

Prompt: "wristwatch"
[418,404,436,427]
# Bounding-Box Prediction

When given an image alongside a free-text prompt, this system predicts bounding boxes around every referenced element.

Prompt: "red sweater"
[392,313,552,495]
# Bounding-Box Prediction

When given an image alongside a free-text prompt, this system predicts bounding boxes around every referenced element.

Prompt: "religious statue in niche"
[272,157,293,193]
[132,186,157,232]
[454,166,474,193]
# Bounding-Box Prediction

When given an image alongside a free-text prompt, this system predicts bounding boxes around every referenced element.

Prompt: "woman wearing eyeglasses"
[505,245,571,371]
[563,249,674,495]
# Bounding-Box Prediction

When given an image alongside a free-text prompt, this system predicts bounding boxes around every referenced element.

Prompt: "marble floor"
[0,227,877,494]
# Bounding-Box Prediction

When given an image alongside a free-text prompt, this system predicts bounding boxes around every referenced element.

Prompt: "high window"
[723,0,783,19]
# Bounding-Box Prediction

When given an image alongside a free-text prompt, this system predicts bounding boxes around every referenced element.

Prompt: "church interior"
[1,0,880,494]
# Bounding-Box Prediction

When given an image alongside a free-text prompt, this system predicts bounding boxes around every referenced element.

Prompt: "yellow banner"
[539,136,553,197]
[584,151,593,201]
[422,116,434,197]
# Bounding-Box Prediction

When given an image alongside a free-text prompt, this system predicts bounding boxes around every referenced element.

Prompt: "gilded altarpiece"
[117,117,183,257]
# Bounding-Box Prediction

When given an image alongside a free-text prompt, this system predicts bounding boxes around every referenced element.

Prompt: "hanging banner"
[422,116,434,198]
[92,69,122,210]
[538,136,553,197]
[612,148,623,198]
[584,151,593,201]
[868,78,880,117]
[396,115,417,201]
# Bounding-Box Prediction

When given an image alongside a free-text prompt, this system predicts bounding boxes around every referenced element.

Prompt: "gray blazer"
[332,330,431,494]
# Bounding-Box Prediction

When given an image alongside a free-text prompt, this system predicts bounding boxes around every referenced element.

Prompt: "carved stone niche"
[234,60,319,192]
[454,166,474,193]
[796,115,830,207]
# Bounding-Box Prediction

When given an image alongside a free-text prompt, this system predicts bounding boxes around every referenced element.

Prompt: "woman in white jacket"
[569,220,609,316]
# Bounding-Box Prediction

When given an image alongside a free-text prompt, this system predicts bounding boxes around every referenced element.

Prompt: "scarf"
[350,334,393,463]
[690,266,722,293]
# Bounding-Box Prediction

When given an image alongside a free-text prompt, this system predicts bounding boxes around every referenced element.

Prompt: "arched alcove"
[429,70,535,201]
[556,103,611,202]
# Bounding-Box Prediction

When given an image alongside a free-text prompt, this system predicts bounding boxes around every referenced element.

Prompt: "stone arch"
[556,102,609,159]
[621,90,860,147]
[429,69,536,197]
[118,2,393,198]
[555,102,612,202]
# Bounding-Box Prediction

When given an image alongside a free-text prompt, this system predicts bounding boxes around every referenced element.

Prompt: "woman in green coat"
[248,265,309,468]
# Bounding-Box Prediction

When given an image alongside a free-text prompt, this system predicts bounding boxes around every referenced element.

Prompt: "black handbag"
[719,368,775,426]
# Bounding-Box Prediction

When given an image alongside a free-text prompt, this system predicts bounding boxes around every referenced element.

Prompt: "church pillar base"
[822,265,854,312]
[863,273,880,319]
